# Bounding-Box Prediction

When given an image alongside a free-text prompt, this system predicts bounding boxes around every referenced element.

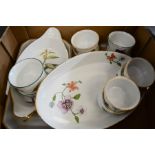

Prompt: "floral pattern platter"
[36,51,132,128]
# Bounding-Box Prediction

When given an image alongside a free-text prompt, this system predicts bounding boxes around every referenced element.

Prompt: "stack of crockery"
[97,57,155,115]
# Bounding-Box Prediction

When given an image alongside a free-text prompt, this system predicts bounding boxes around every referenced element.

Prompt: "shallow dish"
[17,27,69,74]
[36,51,131,128]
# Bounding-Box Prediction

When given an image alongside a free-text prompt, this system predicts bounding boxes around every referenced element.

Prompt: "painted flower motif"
[57,99,73,113]
[67,81,79,92]
[105,52,125,67]
[107,53,116,61]
[79,108,84,114]
[51,80,83,123]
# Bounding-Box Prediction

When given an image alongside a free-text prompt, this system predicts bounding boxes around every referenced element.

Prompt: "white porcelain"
[7,39,72,119]
[107,31,136,55]
[9,58,46,95]
[97,89,127,115]
[17,27,69,74]
[10,87,35,118]
[123,57,155,87]
[104,76,140,112]
[71,29,99,54]
[73,44,99,56]
[3,94,51,128]
[36,51,131,129]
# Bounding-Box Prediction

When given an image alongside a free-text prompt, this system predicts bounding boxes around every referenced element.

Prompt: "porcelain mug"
[9,58,46,95]
[71,29,99,55]
[107,31,136,55]
[101,76,140,114]
[120,57,155,88]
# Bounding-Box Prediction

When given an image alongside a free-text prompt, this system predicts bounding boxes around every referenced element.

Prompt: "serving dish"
[3,93,51,129]
[17,27,69,74]
[8,38,73,121]
[36,51,132,128]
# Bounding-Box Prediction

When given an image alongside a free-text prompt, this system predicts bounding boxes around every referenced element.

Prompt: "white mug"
[107,31,136,55]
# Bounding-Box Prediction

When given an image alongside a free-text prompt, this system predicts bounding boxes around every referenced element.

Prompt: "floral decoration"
[105,52,125,67]
[50,80,84,123]
[40,49,59,74]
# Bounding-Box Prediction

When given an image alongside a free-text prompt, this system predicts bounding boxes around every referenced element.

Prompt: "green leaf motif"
[46,55,59,59]
[73,94,81,100]
[117,62,121,66]
[45,63,56,69]
[78,80,82,84]
[52,94,56,101]
[74,115,79,123]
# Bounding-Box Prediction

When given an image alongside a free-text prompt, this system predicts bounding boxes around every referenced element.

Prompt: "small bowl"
[71,29,99,54]
[103,76,140,112]
[97,89,125,114]
[9,58,46,95]
[124,57,155,87]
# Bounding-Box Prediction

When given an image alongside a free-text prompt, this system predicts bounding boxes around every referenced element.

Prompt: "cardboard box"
[0,26,154,128]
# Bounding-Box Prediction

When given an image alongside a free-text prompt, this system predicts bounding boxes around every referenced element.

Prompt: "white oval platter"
[36,51,132,128]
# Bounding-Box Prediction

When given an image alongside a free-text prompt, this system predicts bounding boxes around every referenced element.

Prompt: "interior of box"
[0,26,155,128]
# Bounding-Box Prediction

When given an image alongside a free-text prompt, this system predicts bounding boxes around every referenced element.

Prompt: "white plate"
[36,51,132,128]
[10,38,72,119]
[17,27,69,66]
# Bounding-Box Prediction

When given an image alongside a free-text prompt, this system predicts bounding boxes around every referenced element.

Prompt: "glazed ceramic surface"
[9,58,46,95]
[3,94,50,129]
[107,31,135,55]
[104,76,140,111]
[17,27,69,74]
[10,87,35,118]
[9,39,72,119]
[71,30,99,54]
[36,51,132,128]
[123,57,155,87]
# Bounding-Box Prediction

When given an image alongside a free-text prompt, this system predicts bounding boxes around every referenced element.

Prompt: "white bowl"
[71,29,99,54]
[104,76,140,111]
[124,57,155,87]
[9,58,46,95]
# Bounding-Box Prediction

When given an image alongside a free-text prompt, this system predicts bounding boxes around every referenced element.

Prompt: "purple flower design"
[57,99,73,114]
[51,80,84,123]
[79,108,84,114]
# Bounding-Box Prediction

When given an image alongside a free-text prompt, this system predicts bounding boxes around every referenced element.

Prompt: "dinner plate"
[10,38,72,119]
[36,51,132,128]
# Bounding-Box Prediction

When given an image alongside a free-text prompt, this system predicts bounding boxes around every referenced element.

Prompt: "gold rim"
[10,88,36,121]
